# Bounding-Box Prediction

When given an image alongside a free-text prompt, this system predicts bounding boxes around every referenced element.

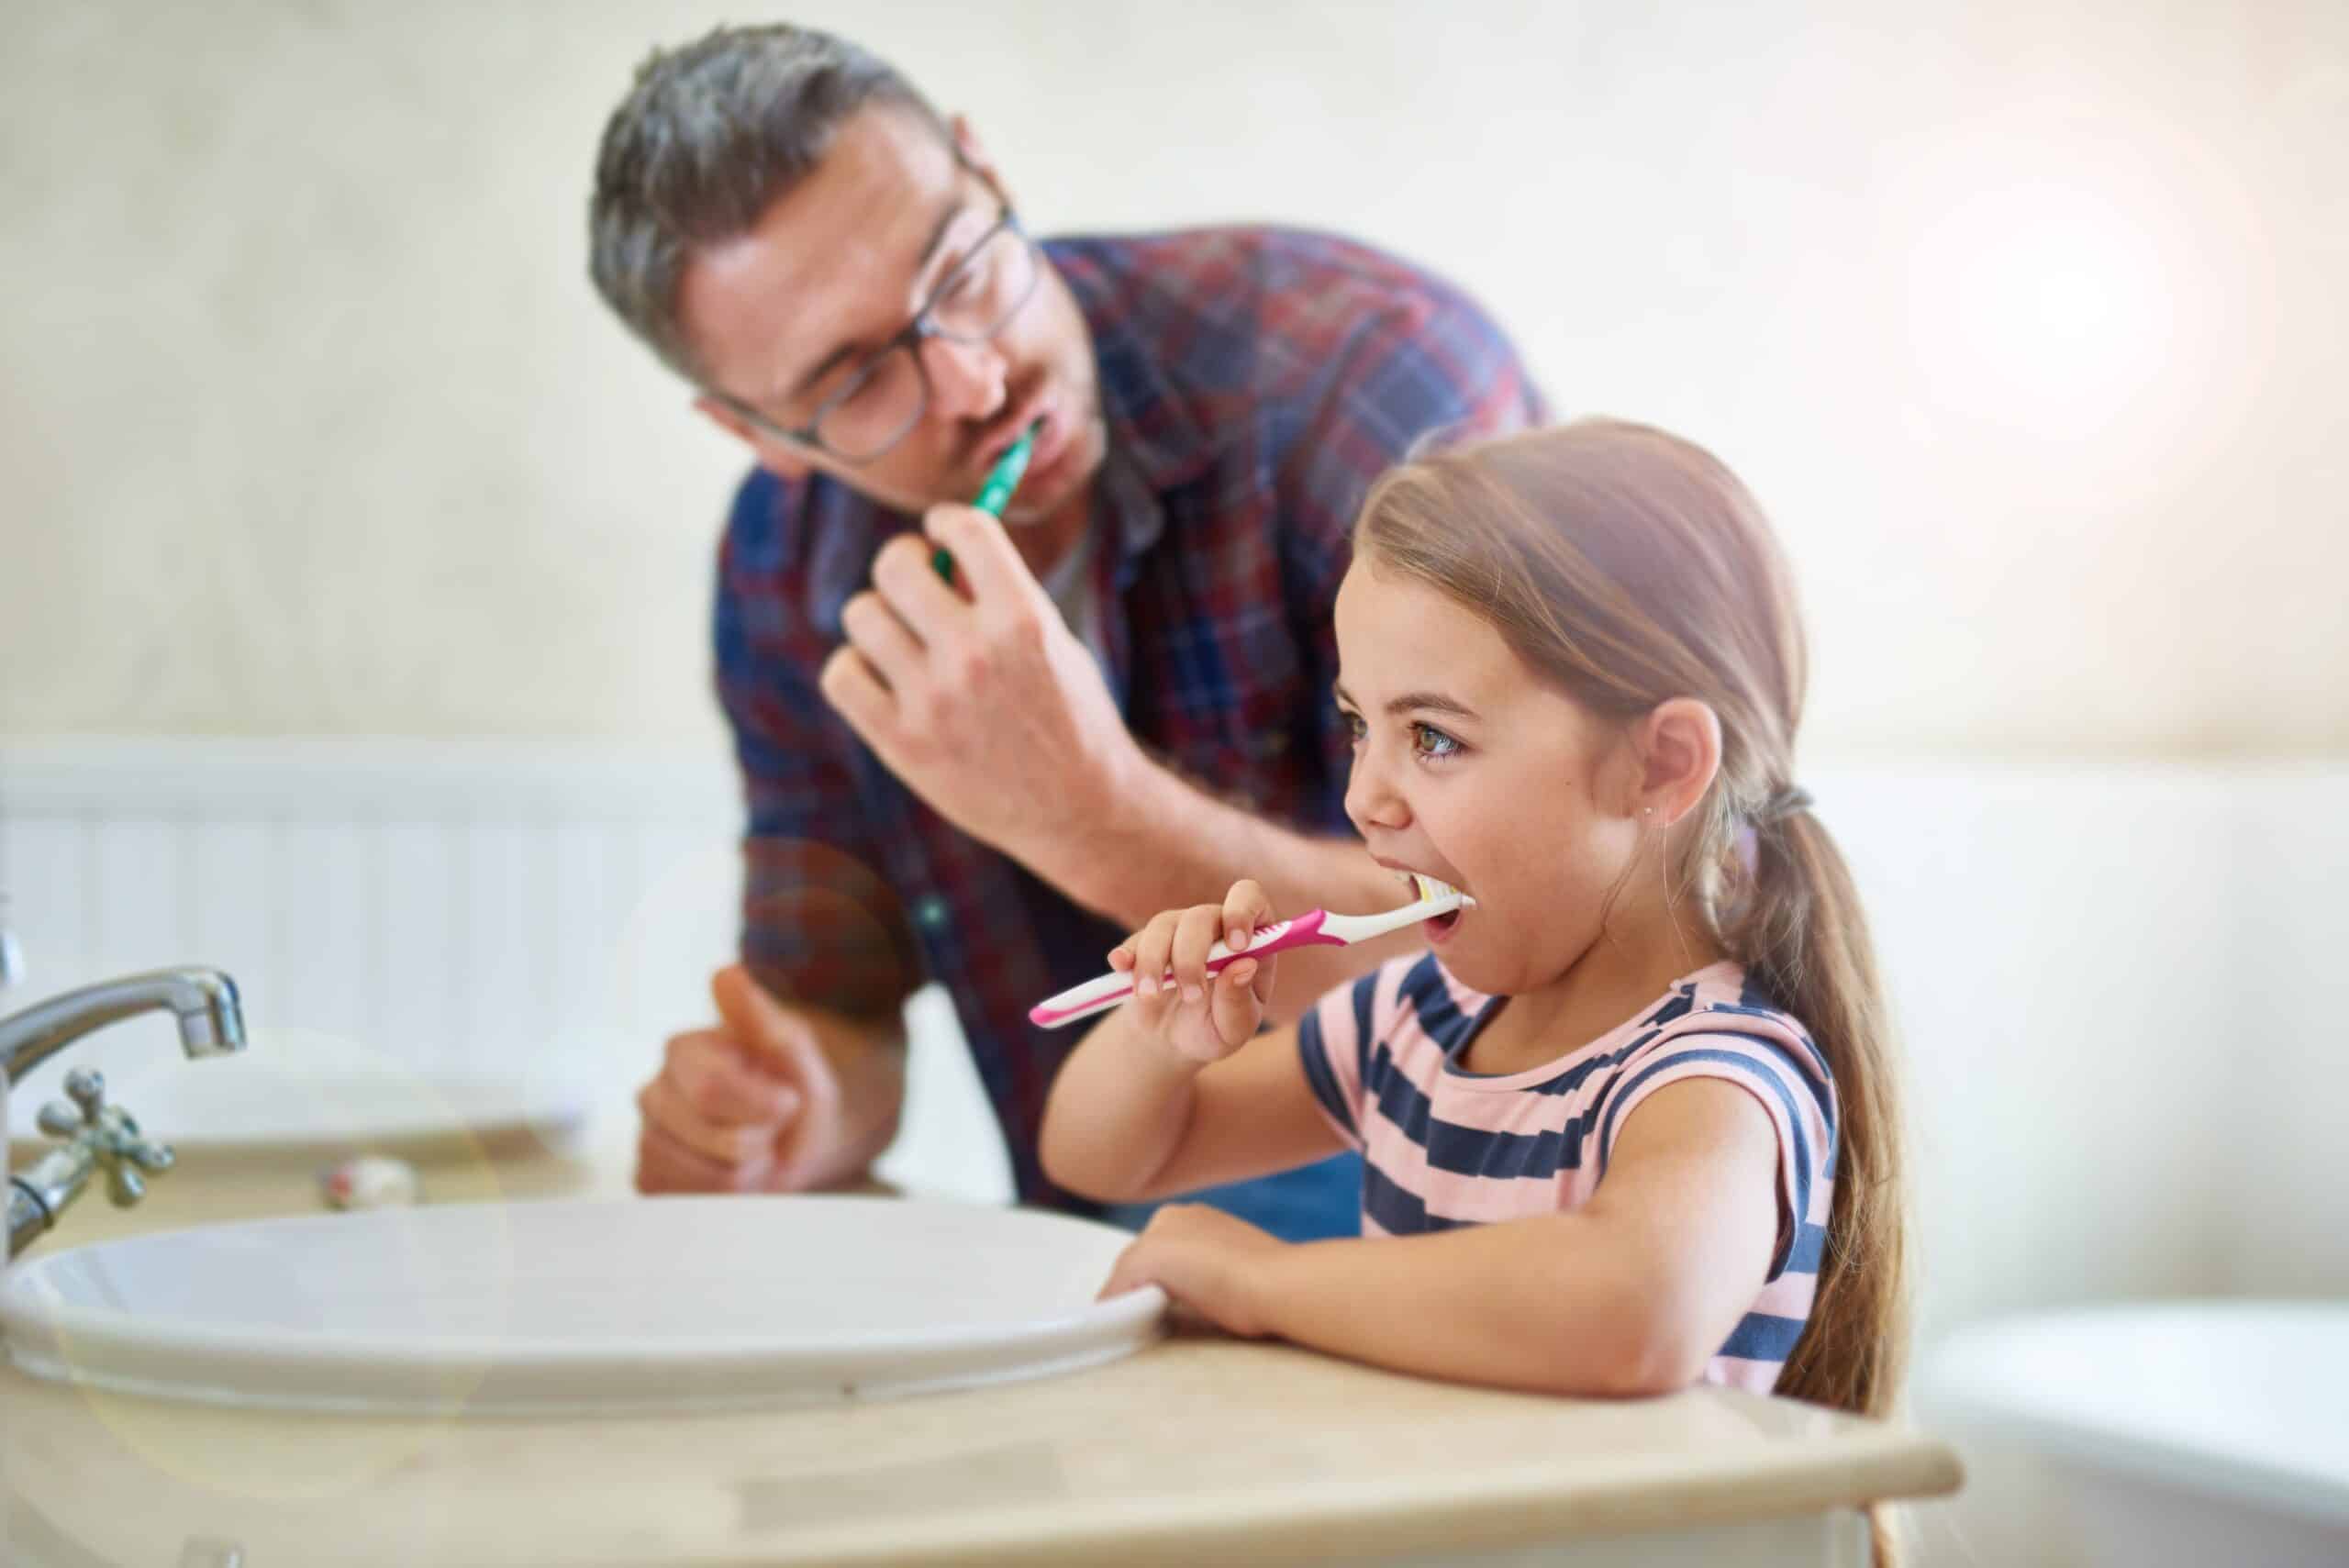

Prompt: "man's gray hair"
[589,24,947,384]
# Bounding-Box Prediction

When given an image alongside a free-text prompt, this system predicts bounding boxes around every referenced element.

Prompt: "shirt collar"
[1082,295,1218,501]
[1054,239,1223,565]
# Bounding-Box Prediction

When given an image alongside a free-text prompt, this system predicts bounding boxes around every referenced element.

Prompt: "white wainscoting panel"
[0,739,1016,1205]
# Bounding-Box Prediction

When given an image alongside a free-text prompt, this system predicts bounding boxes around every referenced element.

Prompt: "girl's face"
[1332,559,1644,998]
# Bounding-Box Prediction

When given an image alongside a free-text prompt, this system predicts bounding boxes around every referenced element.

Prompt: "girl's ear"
[1633,698,1722,827]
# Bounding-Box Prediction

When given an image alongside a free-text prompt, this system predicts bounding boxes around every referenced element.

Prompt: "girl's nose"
[1343,751,1411,834]
[920,334,1009,423]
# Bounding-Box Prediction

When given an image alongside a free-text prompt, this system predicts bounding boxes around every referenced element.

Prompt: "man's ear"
[1631,698,1723,827]
[949,113,1011,206]
[694,393,812,483]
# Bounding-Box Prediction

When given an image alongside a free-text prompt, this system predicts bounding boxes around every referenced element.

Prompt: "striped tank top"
[1297,954,1838,1393]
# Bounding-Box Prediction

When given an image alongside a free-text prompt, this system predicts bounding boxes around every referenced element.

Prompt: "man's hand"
[818,502,1141,863]
[635,965,903,1194]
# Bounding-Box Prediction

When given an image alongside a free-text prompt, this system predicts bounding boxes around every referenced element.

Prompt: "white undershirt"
[1036,522,1110,673]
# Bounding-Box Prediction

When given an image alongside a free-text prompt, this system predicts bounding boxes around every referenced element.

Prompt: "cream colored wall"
[3,0,2342,756]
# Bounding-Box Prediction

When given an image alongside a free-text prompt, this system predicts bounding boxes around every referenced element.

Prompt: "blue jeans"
[1099,1151,1363,1242]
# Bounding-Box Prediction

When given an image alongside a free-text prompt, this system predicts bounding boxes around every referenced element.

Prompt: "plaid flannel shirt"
[714,227,1544,1207]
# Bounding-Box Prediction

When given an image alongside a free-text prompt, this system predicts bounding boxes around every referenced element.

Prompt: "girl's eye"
[1413,724,1461,760]
[1337,709,1460,759]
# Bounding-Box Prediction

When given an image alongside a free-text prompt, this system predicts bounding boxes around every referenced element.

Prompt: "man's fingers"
[870,531,967,628]
[637,1074,791,1166]
[839,590,925,690]
[922,501,1032,610]
[662,1030,801,1125]
[818,643,897,746]
[710,965,841,1114]
[634,1121,779,1195]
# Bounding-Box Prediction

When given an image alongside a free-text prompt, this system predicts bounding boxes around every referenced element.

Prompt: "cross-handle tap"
[4,965,245,1260]
[35,1069,176,1206]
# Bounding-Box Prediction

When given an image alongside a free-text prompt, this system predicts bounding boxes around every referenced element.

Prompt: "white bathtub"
[1923,1301,2349,1567]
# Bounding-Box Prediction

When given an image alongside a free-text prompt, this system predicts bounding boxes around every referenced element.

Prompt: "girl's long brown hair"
[1355,417,1910,1462]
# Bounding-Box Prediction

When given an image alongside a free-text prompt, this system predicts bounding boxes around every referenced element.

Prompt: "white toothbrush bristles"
[1408,872,1475,908]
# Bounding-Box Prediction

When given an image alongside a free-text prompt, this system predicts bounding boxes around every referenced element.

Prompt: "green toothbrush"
[934,420,1040,584]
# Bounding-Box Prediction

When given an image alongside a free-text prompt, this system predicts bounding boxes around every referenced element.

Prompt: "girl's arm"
[1041,879,1348,1202]
[1040,1004,1345,1202]
[1106,1077,1782,1396]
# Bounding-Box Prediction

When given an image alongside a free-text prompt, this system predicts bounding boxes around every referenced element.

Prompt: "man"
[588,23,1542,1239]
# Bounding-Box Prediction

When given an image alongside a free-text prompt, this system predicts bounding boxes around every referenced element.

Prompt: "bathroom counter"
[1,1140,1958,1566]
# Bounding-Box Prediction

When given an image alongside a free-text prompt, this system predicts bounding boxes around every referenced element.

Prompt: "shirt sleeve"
[1294,963,1392,1150]
[715,473,921,1019]
[1596,1019,1838,1282]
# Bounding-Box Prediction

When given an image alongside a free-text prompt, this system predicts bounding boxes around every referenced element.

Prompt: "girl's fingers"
[1221,879,1273,951]
[1171,905,1226,998]
[1247,950,1277,1006]
[1097,1244,1142,1301]
[1131,911,1180,998]
[1209,959,1262,1045]
[1124,896,1276,1047]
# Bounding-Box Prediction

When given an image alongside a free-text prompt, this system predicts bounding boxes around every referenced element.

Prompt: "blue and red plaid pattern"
[714,227,1544,1207]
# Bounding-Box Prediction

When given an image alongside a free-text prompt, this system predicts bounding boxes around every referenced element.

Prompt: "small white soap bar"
[319,1154,421,1210]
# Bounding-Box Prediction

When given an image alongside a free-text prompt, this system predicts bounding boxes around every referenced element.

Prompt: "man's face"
[677,106,1105,532]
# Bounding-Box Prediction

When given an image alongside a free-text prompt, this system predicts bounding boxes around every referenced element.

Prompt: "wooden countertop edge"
[694,1429,1965,1567]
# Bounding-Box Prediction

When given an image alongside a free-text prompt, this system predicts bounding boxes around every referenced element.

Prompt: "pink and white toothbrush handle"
[1028,909,1345,1029]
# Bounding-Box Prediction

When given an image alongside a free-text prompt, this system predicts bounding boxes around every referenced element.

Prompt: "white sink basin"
[0,1195,1163,1416]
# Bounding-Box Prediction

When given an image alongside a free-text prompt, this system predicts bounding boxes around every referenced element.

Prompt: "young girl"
[1041,417,1907,1426]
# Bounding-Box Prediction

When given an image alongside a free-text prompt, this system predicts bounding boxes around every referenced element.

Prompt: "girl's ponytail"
[1732,799,1912,1564]
[1735,800,1909,1422]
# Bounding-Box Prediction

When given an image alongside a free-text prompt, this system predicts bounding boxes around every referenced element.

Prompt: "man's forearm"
[1020,754,1419,1018]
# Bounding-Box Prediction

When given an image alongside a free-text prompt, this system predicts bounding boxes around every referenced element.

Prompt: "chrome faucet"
[3,967,246,1257]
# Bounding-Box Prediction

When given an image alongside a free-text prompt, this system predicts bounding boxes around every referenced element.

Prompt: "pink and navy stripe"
[1297,955,1837,1393]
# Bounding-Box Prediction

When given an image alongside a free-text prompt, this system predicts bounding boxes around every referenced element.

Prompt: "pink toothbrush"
[1029,873,1474,1029]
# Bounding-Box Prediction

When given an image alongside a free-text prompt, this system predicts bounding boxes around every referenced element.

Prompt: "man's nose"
[920,334,1009,423]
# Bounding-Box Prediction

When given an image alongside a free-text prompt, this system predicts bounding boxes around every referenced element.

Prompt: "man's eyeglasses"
[716,206,1041,465]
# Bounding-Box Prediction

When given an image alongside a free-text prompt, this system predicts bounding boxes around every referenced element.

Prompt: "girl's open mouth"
[1405,873,1470,942]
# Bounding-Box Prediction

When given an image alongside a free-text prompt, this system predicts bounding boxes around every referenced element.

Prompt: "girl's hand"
[1097,1203,1287,1337]
[1105,880,1279,1064]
